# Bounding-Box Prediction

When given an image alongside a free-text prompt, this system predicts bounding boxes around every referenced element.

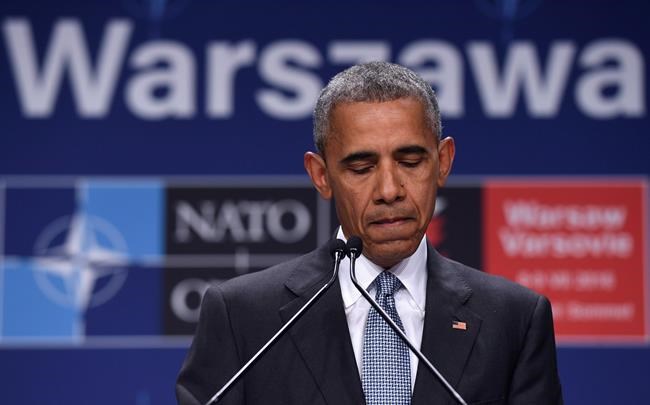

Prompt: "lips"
[367,207,416,225]
[370,216,412,225]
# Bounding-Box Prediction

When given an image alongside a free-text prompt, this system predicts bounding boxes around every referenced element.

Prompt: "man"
[177,62,563,405]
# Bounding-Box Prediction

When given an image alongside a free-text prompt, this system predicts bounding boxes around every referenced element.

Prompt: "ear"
[304,152,333,199]
[436,136,455,187]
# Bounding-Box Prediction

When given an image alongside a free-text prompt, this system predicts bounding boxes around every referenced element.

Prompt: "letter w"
[2,18,132,117]
[468,41,575,117]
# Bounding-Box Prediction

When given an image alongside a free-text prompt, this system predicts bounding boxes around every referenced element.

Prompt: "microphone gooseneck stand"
[346,236,468,405]
[205,239,347,405]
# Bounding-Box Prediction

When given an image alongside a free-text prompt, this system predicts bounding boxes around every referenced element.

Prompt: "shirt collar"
[336,228,428,312]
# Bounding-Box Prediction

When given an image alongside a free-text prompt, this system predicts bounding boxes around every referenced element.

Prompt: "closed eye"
[400,159,422,168]
[349,164,374,174]
[395,145,429,169]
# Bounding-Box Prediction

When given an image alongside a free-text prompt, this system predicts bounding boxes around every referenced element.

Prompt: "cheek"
[345,191,365,219]
[413,185,437,218]
[338,191,369,230]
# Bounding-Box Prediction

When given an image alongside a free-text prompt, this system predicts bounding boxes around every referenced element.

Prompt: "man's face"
[305,97,455,268]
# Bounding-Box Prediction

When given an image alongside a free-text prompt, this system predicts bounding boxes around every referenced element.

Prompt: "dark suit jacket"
[176,243,563,405]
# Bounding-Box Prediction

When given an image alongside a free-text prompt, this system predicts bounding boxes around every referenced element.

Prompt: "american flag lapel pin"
[452,320,467,331]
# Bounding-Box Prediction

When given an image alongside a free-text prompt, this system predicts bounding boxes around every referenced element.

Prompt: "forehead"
[326,98,435,155]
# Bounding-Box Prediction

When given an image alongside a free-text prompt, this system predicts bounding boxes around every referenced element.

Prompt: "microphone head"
[328,238,347,258]
[346,236,363,258]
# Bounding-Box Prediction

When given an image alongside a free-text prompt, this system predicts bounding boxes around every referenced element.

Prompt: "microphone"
[205,238,347,405]
[345,236,467,405]
[346,235,363,259]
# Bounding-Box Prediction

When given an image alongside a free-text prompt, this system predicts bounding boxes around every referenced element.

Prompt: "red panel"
[484,179,648,343]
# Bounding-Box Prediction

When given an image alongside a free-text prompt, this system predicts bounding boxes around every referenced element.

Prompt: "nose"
[373,164,405,204]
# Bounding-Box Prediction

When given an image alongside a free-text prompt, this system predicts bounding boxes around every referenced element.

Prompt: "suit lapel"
[278,246,365,405]
[412,247,482,405]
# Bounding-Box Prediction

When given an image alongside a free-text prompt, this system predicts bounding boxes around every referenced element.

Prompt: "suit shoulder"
[443,255,544,311]
[204,246,327,305]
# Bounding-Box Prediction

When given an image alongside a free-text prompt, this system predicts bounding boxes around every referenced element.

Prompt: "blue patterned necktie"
[362,271,411,405]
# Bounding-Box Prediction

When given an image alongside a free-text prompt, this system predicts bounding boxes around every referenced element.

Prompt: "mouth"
[370,216,413,226]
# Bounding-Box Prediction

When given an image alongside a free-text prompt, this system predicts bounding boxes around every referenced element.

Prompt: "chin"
[366,240,419,269]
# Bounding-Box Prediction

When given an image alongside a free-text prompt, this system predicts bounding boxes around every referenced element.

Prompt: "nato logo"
[0,180,164,343]
[32,214,129,311]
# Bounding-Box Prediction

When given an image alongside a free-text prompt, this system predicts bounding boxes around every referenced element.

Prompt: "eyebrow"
[339,151,377,165]
[395,145,429,155]
[338,145,430,166]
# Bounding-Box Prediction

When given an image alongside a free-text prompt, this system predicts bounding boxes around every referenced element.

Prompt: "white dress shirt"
[336,228,428,391]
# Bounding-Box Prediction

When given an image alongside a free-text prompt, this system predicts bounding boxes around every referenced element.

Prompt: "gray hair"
[313,61,442,154]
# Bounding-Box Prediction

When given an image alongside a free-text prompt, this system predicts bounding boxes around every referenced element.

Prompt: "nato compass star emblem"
[31,214,130,311]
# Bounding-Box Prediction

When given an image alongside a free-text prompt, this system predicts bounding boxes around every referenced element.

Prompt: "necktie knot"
[375,271,402,297]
